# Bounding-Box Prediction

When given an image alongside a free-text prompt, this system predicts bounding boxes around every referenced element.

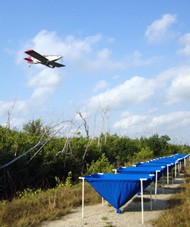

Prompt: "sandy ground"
[42,175,184,227]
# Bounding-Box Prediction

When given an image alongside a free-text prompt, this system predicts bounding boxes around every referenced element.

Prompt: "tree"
[142,134,170,156]
[134,147,153,163]
[23,119,49,136]
[86,153,114,174]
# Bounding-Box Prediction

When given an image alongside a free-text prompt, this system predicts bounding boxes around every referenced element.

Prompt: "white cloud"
[87,64,190,115]
[149,111,190,129]
[26,30,102,57]
[0,101,13,117]
[164,65,190,104]
[145,14,177,43]
[114,112,148,130]
[27,68,62,102]
[113,111,190,141]
[0,100,28,117]
[28,68,61,88]
[178,33,190,56]
[88,76,157,110]
[93,80,109,93]
[17,30,102,65]
[124,50,158,67]
[18,30,157,73]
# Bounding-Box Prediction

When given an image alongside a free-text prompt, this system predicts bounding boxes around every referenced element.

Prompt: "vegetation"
[152,166,190,226]
[1,120,188,200]
[0,119,189,226]
[0,182,101,227]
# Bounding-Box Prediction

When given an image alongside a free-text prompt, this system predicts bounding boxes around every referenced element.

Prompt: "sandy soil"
[42,175,184,227]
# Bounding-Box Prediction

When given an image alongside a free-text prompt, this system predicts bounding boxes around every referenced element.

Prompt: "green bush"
[86,153,114,174]
[134,147,153,163]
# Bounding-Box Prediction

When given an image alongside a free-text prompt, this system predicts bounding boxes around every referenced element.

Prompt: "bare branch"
[76,110,89,138]
[0,141,42,170]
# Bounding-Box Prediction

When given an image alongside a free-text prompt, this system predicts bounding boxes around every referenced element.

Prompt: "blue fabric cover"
[83,154,189,213]
[117,166,164,174]
[117,166,164,180]
[84,173,154,213]
[134,153,189,171]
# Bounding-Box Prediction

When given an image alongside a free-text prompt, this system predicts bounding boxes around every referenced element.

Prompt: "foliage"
[55,176,64,188]
[0,183,100,227]
[65,171,73,187]
[86,153,114,174]
[140,134,171,156]
[23,119,49,137]
[0,122,189,199]
[0,120,190,226]
[152,166,190,226]
[133,147,153,163]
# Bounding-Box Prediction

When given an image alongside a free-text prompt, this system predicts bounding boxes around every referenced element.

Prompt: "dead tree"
[76,110,89,138]
[6,98,16,129]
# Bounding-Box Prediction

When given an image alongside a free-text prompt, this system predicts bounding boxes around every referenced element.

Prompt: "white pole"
[178,163,180,173]
[102,197,104,206]
[155,171,158,196]
[82,178,84,218]
[140,179,144,224]
[79,177,85,218]
[167,165,169,184]
[112,169,117,174]
[184,158,186,168]
[180,161,181,171]
[140,178,147,224]
[150,183,152,210]
[175,162,177,177]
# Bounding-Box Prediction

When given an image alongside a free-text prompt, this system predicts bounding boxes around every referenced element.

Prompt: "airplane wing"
[25,49,48,64]
[49,61,65,68]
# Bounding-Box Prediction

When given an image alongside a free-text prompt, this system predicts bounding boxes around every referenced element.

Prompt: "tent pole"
[167,165,169,184]
[140,179,145,224]
[155,171,158,196]
[79,177,85,218]
[150,183,152,210]
[175,162,177,177]
[184,158,186,168]
[82,178,84,218]
[102,197,104,206]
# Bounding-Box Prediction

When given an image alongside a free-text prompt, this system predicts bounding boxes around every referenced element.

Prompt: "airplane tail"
[24,56,32,63]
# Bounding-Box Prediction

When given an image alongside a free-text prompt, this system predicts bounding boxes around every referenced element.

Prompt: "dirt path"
[42,175,184,227]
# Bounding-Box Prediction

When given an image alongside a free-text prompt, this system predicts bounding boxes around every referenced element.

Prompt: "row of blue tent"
[79,153,190,223]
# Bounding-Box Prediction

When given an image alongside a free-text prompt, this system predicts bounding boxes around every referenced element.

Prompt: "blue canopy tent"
[79,173,155,224]
[116,166,165,194]
[135,153,190,180]
[135,161,174,184]
[79,154,189,224]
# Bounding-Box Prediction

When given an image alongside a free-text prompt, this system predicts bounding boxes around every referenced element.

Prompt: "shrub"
[86,153,114,174]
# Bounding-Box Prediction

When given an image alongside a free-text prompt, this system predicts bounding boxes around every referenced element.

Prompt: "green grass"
[0,183,101,227]
[152,166,190,227]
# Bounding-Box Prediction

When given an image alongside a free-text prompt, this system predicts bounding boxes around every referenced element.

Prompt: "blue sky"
[0,0,190,145]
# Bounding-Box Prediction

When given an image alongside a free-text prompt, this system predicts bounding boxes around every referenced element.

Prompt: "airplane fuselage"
[27,55,62,64]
